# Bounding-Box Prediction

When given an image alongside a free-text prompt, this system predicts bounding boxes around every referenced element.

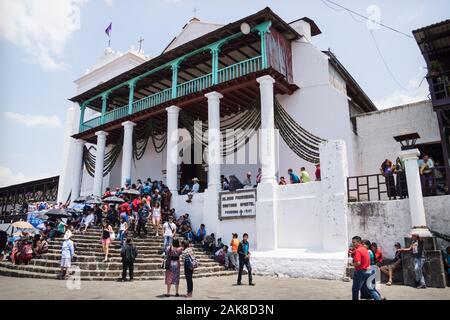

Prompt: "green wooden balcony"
[79,55,263,133]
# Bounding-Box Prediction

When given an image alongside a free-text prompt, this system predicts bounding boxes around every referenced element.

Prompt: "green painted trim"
[170,58,184,100]
[255,20,272,69]
[79,103,87,132]
[82,21,270,106]
[100,91,110,125]
[127,80,137,115]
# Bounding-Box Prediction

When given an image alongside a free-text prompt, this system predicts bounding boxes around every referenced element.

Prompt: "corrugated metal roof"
[413,19,450,58]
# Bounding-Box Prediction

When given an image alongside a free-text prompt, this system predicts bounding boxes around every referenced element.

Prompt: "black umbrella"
[85,195,103,205]
[74,196,87,203]
[103,196,125,204]
[46,208,71,218]
[121,189,140,196]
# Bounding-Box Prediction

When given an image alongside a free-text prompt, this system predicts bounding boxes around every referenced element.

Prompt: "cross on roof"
[137,37,144,53]
[193,7,199,17]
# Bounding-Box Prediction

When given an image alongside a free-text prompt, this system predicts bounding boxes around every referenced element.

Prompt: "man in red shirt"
[351,236,381,300]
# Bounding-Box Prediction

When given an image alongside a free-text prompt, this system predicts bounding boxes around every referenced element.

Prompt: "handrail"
[79,55,266,133]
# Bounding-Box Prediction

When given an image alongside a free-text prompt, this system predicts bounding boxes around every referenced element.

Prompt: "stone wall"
[354,100,440,176]
[348,195,450,258]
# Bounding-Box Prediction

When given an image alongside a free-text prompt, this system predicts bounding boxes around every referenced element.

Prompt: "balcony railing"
[133,88,173,114]
[218,55,262,84]
[104,104,129,124]
[347,166,448,202]
[80,116,102,132]
[427,71,450,106]
[177,73,213,97]
[79,55,264,133]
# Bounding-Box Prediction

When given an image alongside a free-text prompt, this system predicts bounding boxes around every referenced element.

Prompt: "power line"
[323,0,414,39]
[369,29,425,92]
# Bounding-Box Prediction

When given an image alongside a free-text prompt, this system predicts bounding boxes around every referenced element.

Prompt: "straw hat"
[192,177,199,182]
[64,230,73,240]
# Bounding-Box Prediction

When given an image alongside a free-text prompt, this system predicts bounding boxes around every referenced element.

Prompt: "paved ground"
[0,275,449,300]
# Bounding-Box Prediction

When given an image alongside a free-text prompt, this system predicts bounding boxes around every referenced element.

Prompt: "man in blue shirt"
[288,168,300,184]
[237,233,254,286]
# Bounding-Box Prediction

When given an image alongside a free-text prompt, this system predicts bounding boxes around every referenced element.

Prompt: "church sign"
[219,189,257,220]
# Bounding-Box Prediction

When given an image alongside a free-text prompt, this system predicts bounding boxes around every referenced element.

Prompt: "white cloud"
[0,0,88,71]
[104,0,113,7]
[374,70,430,109]
[4,112,63,128]
[0,166,50,188]
[397,7,425,23]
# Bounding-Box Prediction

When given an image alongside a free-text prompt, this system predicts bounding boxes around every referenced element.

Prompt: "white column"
[93,131,109,196]
[257,75,277,184]
[205,91,223,191]
[399,148,432,237]
[166,106,180,194]
[121,121,136,186]
[71,139,85,202]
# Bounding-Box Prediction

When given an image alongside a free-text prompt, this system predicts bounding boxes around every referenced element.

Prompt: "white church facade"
[54,8,448,279]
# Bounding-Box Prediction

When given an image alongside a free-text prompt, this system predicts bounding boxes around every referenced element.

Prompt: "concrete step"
[0,261,233,278]
[36,253,215,263]
[0,265,236,281]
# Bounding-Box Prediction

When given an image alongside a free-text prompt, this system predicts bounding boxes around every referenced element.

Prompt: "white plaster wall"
[131,135,166,183]
[278,39,356,178]
[276,182,322,249]
[347,195,450,258]
[57,106,75,202]
[174,193,205,234]
[165,21,223,52]
[354,100,440,176]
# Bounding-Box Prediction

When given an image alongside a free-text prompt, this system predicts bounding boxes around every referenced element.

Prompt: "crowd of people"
[380,154,447,199]
[349,233,450,300]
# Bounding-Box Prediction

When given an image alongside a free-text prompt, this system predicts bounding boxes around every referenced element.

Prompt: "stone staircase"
[0,226,236,281]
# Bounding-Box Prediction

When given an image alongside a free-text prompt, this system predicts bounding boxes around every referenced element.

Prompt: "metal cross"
[138,37,144,53]
[193,7,199,17]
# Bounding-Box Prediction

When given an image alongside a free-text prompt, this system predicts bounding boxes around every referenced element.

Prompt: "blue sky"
[0,0,448,187]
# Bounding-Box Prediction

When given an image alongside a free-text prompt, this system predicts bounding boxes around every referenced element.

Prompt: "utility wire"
[323,0,414,39]
[321,0,425,92]
[369,29,426,92]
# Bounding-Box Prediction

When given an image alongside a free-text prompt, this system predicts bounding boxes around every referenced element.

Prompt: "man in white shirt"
[162,216,177,249]
[186,178,200,203]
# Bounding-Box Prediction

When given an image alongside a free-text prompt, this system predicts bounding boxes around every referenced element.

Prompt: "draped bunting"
[274,99,325,163]
[81,98,326,177]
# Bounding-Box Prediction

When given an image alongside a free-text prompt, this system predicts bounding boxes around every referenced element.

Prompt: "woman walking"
[152,202,162,237]
[182,240,196,298]
[164,239,183,297]
[118,217,128,247]
[101,221,114,262]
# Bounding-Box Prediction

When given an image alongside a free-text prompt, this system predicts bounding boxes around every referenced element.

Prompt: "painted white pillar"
[257,75,277,184]
[399,149,432,237]
[93,131,109,196]
[70,139,85,202]
[166,106,180,194]
[121,121,136,186]
[205,91,223,191]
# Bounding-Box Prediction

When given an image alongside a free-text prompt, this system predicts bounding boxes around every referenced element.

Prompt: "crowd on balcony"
[379,154,447,199]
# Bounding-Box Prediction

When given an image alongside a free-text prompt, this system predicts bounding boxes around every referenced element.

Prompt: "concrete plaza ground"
[0,275,449,300]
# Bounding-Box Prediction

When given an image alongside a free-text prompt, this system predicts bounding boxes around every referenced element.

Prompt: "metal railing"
[177,73,213,97]
[103,104,128,123]
[218,55,262,84]
[80,116,101,132]
[428,71,450,102]
[347,166,448,202]
[79,56,265,133]
[133,88,173,114]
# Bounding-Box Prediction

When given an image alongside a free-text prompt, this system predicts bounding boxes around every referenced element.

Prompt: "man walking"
[398,234,427,288]
[120,238,138,282]
[237,233,254,286]
[162,216,177,249]
[350,236,381,300]
[135,203,148,238]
